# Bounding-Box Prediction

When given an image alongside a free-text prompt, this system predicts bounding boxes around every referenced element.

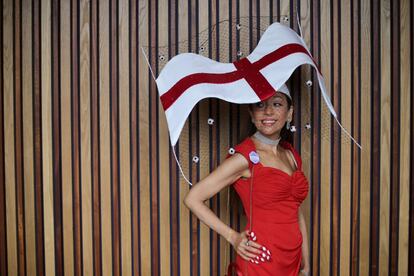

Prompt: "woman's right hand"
[230,230,271,264]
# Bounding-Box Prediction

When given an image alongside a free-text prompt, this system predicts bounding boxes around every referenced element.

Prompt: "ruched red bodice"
[231,137,309,276]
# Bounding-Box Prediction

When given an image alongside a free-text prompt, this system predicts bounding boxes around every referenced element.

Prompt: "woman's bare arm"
[184,153,263,260]
[184,153,247,243]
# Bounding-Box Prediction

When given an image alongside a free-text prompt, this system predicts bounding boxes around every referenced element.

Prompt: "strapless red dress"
[231,137,309,276]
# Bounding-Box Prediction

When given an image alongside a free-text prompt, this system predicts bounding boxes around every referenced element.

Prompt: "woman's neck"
[252,131,281,147]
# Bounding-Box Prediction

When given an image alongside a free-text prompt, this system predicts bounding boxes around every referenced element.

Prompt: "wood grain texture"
[41,0,56,274]
[22,0,36,274]
[98,0,113,274]
[60,0,74,275]
[1,1,413,275]
[398,0,410,275]
[3,0,18,274]
[0,0,7,272]
[379,0,391,274]
[359,0,372,274]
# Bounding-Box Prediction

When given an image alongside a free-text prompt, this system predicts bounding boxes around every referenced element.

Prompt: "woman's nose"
[264,104,273,114]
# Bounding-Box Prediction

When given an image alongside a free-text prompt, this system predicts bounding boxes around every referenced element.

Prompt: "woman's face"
[249,92,293,138]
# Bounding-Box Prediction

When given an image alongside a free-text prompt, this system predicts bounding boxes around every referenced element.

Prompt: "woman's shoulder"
[232,137,256,157]
[280,140,303,169]
[229,137,256,170]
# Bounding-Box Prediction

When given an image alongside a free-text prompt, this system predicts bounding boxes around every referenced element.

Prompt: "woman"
[184,85,310,275]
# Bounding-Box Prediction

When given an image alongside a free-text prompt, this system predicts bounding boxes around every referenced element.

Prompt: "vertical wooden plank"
[310,0,321,274]
[339,0,352,274]
[14,1,26,275]
[358,0,372,275]
[409,1,414,274]
[33,0,45,274]
[90,0,102,275]
[298,0,312,263]
[138,0,151,274]
[13,0,27,274]
[330,1,342,274]
[129,0,141,275]
[99,0,113,274]
[22,0,37,274]
[41,0,56,274]
[319,0,332,274]
[118,0,132,274]
[378,0,391,274]
[79,0,93,273]
[398,0,410,274]
[157,0,170,274]
[51,0,64,273]
[370,0,381,273]
[148,0,160,274]
[71,0,83,274]
[0,0,7,273]
[358,0,372,274]
[350,0,361,274]
[3,0,18,274]
[308,0,322,275]
[60,0,74,274]
[110,0,121,274]
[280,0,289,22]
[389,0,400,274]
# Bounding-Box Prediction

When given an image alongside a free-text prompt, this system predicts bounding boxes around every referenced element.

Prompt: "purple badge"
[249,151,260,164]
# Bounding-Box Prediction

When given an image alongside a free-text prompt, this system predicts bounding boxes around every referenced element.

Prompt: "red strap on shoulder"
[232,138,256,170]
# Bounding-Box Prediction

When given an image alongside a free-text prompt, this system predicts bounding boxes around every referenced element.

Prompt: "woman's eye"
[255,102,265,108]
[273,102,282,107]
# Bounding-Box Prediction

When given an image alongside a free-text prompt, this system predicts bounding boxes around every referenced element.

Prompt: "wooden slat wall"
[1,0,413,275]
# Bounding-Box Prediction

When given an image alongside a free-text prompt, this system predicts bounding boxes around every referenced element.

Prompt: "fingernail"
[260,257,265,262]
[262,246,267,251]
[250,259,254,263]
[266,255,270,261]
[256,256,260,260]
[267,250,271,255]
[255,260,259,264]
[262,252,266,257]
[250,232,255,237]
[252,236,257,241]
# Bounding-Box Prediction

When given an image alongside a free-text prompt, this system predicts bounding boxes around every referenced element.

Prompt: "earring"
[286,121,290,130]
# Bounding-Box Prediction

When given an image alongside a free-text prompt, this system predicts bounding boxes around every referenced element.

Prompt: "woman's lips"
[261,119,276,126]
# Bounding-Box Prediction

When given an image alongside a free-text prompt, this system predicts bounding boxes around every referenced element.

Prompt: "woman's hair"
[246,95,293,144]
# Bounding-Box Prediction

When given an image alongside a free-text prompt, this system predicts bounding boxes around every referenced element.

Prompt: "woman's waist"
[244,206,299,224]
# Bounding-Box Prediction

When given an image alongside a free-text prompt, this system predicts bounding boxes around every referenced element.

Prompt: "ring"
[245,241,250,247]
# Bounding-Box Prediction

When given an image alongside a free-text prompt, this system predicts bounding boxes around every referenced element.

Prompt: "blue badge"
[249,151,260,164]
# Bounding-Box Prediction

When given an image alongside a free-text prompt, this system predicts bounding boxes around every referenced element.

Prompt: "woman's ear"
[288,106,294,121]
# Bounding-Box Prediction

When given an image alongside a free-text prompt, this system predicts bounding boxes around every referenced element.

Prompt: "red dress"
[232,137,309,276]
